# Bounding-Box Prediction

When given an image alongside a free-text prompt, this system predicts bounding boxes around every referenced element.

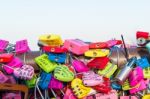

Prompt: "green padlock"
[25,75,37,88]
[35,54,58,73]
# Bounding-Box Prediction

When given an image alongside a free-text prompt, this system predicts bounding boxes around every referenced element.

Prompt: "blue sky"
[0,0,149,50]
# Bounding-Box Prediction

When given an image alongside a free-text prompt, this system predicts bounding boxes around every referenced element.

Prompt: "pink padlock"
[0,71,9,83]
[48,77,63,89]
[3,57,23,74]
[130,80,147,94]
[72,59,89,73]
[129,67,144,87]
[5,76,16,84]
[64,39,89,55]
[120,96,138,99]
[13,65,34,80]
[0,39,9,52]
[95,90,118,99]
[2,92,21,99]
[63,88,77,99]
[15,39,30,54]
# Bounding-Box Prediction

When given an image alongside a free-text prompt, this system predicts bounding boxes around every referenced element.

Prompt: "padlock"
[87,57,109,69]
[122,80,131,91]
[136,31,149,46]
[84,49,110,57]
[92,77,111,93]
[48,53,67,64]
[39,72,52,90]
[95,90,118,99]
[82,71,103,86]
[89,42,108,49]
[71,58,89,73]
[35,54,58,73]
[0,53,13,63]
[129,66,144,87]
[115,57,137,84]
[3,57,23,74]
[98,62,117,78]
[111,82,122,90]
[48,76,63,89]
[42,46,68,53]
[54,65,74,82]
[71,78,96,99]
[142,94,150,99]
[63,39,89,55]
[25,75,37,88]
[106,39,122,48]
[15,39,30,54]
[0,39,9,52]
[136,57,150,69]
[130,80,147,94]
[2,92,22,99]
[5,76,16,84]
[13,64,34,80]
[0,71,9,83]
[39,34,63,46]
[63,88,77,99]
[143,67,150,78]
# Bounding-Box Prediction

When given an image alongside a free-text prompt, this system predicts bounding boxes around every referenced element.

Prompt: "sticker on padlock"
[89,42,108,49]
[39,34,63,46]
[64,39,89,55]
[71,78,96,99]
[48,76,63,89]
[35,54,58,73]
[15,39,30,54]
[143,67,150,78]
[129,67,144,87]
[25,75,37,88]
[136,31,149,46]
[0,71,9,83]
[98,62,117,78]
[95,90,118,99]
[0,53,13,63]
[39,72,52,90]
[136,57,150,69]
[13,65,34,80]
[106,39,122,48]
[42,46,68,53]
[87,57,109,69]
[2,92,22,99]
[0,39,9,52]
[130,80,147,94]
[54,65,74,82]
[82,71,104,86]
[48,53,67,64]
[3,57,23,74]
[84,49,110,58]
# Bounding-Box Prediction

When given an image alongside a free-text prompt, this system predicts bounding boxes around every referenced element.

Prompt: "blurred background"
[0,0,150,50]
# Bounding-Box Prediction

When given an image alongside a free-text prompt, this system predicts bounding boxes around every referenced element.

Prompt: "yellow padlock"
[98,62,117,78]
[142,94,150,99]
[84,49,110,58]
[39,34,63,46]
[143,67,150,79]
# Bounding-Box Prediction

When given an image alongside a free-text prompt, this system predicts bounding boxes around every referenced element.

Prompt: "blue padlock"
[136,57,150,69]
[39,72,52,90]
[48,53,67,64]
[111,82,122,90]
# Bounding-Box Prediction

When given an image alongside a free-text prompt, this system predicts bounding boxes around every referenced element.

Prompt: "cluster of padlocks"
[0,31,150,99]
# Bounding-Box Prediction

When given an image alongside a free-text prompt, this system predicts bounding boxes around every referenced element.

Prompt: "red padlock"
[0,53,13,63]
[42,46,68,53]
[89,42,108,49]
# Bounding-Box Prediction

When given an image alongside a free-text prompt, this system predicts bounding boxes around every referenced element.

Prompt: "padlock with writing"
[0,39,9,52]
[42,46,68,53]
[143,67,150,78]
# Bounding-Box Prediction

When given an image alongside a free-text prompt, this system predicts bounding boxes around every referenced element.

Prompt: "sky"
[0,0,150,50]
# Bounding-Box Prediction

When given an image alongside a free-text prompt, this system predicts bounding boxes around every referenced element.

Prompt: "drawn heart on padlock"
[82,71,103,86]
[71,78,96,99]
[54,65,74,82]
[13,65,34,80]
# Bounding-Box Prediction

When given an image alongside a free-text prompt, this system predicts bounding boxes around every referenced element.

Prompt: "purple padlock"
[2,92,21,99]
[0,71,9,83]
[15,39,30,54]
[0,39,9,52]
[48,77,63,89]
[3,57,23,74]
[129,67,144,87]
